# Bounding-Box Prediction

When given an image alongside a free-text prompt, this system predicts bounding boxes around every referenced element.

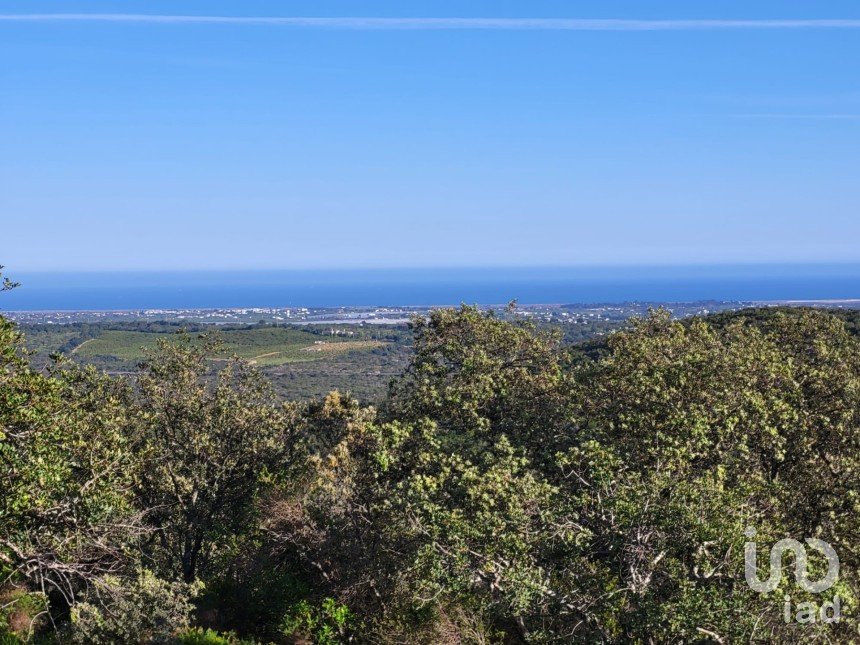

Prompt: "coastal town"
[5,300,758,326]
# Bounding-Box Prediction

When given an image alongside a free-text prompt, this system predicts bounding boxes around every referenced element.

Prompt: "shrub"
[68,570,199,644]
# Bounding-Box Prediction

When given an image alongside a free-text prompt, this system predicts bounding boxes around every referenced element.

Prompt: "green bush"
[177,627,260,645]
[281,598,355,644]
[67,570,199,644]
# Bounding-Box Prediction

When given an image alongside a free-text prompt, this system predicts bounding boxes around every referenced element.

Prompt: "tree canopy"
[2,299,859,642]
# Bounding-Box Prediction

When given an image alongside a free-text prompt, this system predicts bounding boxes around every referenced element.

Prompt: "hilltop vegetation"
[2,269,859,643]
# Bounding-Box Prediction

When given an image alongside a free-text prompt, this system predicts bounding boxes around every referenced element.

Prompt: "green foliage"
[270,306,860,641]
[176,628,259,645]
[3,297,860,642]
[566,308,860,640]
[0,323,141,612]
[133,334,292,582]
[177,628,233,645]
[0,588,47,641]
[68,570,199,644]
[387,306,571,455]
[280,598,355,644]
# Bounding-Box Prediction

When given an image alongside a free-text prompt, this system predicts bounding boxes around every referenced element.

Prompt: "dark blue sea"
[2,265,860,311]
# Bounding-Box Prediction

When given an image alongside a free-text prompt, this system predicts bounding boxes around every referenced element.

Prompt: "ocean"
[2,265,860,311]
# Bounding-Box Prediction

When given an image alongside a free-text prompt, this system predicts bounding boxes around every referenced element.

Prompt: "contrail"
[729,114,860,120]
[2,15,860,30]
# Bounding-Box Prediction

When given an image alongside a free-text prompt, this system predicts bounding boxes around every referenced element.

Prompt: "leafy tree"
[132,334,291,582]
[5,274,860,643]
[386,306,572,458]
[1,319,142,635]
[273,307,860,642]
[563,309,860,641]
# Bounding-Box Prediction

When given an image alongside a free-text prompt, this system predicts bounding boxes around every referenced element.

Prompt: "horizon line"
[3,15,860,30]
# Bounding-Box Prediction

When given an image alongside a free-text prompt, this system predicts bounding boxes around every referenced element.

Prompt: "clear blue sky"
[2,1,859,271]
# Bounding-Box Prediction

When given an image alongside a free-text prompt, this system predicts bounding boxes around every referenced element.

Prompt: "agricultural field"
[72,327,386,366]
[20,322,413,401]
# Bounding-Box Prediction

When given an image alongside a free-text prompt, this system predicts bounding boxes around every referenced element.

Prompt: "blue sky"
[2,1,859,271]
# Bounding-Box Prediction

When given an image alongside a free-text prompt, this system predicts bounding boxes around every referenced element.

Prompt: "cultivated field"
[73,327,387,366]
